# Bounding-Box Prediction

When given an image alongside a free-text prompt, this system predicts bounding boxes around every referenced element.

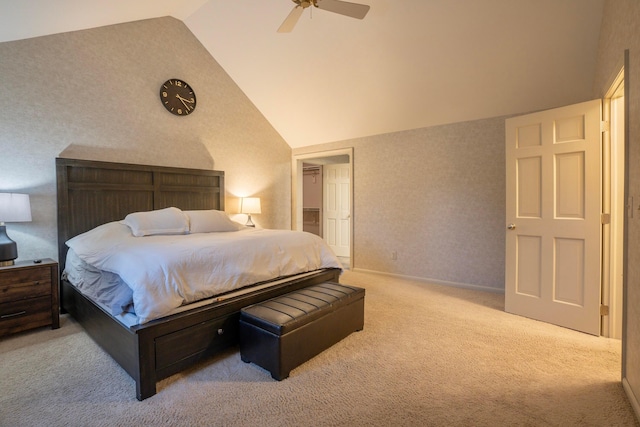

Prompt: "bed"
[56,158,341,400]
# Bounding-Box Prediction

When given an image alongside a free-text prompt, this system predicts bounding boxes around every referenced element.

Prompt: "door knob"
[507,223,516,230]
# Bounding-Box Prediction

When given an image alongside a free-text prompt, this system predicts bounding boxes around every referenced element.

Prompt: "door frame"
[292,148,354,262]
[602,66,625,339]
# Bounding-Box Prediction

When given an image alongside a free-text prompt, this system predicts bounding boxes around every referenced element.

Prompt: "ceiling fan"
[278,0,370,33]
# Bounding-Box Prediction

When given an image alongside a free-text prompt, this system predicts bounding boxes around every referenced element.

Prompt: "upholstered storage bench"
[239,282,365,380]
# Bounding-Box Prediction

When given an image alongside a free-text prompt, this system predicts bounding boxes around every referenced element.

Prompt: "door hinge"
[600,305,610,316]
[601,213,611,224]
[601,120,610,132]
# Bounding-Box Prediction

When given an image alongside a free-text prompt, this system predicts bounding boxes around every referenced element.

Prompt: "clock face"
[160,79,196,116]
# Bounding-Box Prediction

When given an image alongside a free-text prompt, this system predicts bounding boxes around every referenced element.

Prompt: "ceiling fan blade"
[315,0,370,19]
[277,6,304,33]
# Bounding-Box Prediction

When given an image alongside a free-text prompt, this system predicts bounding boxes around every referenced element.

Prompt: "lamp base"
[245,214,255,228]
[0,225,18,265]
[0,260,14,267]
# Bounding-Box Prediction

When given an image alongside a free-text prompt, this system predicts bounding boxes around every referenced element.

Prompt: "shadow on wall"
[58,142,214,170]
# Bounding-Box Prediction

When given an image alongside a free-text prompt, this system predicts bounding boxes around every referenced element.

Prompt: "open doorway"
[292,148,353,269]
[302,163,323,237]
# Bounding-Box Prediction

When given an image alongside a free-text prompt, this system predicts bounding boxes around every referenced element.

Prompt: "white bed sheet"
[63,248,134,316]
[65,222,342,324]
[64,262,325,328]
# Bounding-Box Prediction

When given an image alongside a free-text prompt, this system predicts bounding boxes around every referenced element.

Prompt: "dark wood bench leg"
[272,371,289,381]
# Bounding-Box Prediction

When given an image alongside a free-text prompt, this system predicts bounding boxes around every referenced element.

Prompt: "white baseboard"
[350,268,504,294]
[623,378,640,422]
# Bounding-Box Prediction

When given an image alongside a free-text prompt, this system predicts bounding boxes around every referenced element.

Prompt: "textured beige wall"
[294,116,507,291]
[0,17,292,262]
[593,0,640,414]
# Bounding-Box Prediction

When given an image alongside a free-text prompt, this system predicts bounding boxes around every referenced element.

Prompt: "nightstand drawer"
[0,267,51,304]
[0,296,52,336]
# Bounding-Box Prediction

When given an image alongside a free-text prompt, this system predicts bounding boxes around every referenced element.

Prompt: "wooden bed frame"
[56,158,340,400]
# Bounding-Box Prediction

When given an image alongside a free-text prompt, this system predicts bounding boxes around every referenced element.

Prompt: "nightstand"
[0,259,59,338]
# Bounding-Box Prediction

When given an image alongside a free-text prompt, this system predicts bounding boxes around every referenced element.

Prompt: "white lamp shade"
[0,193,32,223]
[240,197,261,214]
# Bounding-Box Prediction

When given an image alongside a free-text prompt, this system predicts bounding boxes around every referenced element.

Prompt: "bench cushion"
[240,282,364,335]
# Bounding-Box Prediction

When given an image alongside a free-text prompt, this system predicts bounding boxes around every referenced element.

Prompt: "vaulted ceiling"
[0,0,605,148]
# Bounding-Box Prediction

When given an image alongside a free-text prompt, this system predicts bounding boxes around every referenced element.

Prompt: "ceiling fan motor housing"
[294,1,315,8]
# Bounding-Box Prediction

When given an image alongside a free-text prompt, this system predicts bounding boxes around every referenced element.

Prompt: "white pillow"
[185,209,242,233]
[123,207,189,237]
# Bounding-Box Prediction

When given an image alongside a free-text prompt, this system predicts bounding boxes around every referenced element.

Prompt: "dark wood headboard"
[56,158,225,271]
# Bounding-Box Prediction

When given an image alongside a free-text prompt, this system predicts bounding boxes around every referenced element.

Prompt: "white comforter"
[66,222,342,324]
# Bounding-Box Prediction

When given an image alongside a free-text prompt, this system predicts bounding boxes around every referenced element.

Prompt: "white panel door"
[505,99,602,335]
[324,164,350,257]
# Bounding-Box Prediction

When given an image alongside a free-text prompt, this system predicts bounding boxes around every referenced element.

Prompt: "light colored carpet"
[1,270,638,426]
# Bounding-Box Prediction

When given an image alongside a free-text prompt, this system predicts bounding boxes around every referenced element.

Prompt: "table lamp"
[0,193,32,266]
[240,197,261,227]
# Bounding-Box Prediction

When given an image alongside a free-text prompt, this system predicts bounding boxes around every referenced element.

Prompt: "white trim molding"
[351,268,505,294]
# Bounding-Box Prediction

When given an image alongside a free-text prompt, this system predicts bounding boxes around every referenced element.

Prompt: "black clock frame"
[160,79,196,116]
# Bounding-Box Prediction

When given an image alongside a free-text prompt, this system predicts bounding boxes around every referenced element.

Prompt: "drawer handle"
[217,328,224,335]
[33,281,40,285]
[1,311,27,319]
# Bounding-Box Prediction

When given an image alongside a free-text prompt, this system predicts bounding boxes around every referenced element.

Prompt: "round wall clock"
[160,79,196,116]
